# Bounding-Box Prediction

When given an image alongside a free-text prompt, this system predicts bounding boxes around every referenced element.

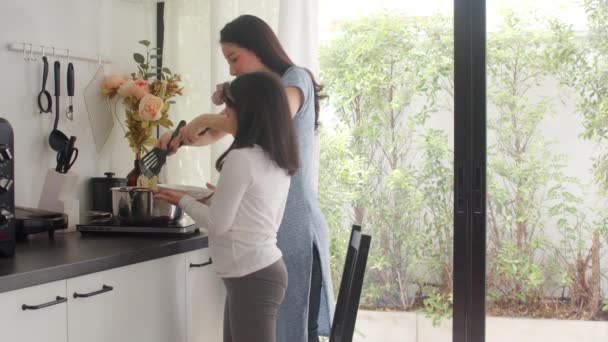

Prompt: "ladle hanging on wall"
[48,60,69,152]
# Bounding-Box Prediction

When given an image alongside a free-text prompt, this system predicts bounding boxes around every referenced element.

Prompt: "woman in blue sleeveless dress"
[160,14,334,342]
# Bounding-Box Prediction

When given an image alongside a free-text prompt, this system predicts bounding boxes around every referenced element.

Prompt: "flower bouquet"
[101,40,183,187]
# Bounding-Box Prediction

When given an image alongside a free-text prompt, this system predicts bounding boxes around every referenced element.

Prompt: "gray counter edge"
[0,235,208,294]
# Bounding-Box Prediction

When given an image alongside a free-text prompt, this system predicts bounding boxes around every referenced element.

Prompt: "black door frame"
[453,0,487,341]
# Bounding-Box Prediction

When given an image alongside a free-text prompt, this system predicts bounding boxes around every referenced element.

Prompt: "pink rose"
[138,94,163,121]
[132,80,150,99]
[117,80,135,97]
[117,79,150,99]
[101,75,128,90]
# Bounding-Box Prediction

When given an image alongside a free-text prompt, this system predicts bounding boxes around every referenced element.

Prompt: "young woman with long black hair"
[155,71,299,342]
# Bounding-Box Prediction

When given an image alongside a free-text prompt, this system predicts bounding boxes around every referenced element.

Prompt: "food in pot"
[137,174,159,191]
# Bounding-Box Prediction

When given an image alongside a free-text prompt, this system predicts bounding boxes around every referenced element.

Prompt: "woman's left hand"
[154,189,187,206]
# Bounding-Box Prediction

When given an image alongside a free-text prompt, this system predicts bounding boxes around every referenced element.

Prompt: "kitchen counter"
[0,231,208,294]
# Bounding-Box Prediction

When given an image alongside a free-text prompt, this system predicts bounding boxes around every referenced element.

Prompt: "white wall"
[0,0,158,210]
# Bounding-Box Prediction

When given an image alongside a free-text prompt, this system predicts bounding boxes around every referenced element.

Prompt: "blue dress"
[276,66,334,341]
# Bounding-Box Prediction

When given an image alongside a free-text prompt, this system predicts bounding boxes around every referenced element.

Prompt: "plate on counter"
[157,184,214,199]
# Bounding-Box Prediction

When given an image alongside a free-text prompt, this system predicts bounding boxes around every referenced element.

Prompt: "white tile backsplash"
[0,0,158,210]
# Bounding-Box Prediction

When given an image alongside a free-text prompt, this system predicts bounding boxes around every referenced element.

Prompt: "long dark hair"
[215,72,299,175]
[220,14,326,130]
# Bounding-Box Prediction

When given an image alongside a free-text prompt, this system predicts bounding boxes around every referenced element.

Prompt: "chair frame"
[330,224,372,342]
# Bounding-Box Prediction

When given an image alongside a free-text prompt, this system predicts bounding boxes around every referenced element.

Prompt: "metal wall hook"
[27,44,35,61]
[8,42,115,64]
[22,42,28,61]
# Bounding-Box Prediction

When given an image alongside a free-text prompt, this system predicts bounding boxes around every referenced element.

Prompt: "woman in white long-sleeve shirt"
[154,71,299,342]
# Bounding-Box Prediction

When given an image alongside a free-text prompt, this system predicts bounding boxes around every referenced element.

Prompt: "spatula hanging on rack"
[140,120,209,178]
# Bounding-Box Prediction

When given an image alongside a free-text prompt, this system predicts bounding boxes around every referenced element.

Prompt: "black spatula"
[140,120,187,178]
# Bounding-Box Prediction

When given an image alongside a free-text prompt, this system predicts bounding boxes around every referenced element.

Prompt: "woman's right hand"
[180,114,233,147]
[157,125,210,154]
[157,114,230,152]
[157,130,179,155]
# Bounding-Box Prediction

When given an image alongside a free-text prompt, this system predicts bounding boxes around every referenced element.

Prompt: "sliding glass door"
[484,0,608,341]
[318,0,454,341]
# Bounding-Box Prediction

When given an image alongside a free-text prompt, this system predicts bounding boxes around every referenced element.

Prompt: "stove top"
[15,206,68,240]
[77,215,199,235]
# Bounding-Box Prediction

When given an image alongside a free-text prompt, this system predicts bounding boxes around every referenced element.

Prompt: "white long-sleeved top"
[178,145,290,278]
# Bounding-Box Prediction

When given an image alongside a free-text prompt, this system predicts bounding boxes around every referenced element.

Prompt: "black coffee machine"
[0,118,15,257]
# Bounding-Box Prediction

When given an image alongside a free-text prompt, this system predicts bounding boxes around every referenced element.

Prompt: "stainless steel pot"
[110,187,182,225]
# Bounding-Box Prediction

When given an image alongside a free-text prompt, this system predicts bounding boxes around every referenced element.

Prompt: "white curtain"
[162,0,319,187]
[278,0,321,192]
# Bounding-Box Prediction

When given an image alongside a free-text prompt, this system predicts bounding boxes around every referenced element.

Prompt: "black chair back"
[330,224,372,342]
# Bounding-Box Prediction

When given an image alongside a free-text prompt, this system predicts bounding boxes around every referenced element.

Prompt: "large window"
[485,0,608,340]
[318,0,608,341]
[318,1,454,340]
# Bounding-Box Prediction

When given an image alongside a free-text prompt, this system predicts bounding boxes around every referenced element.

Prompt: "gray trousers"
[222,258,288,342]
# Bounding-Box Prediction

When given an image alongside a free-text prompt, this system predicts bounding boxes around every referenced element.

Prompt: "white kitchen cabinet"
[0,247,225,342]
[0,280,67,342]
[67,254,187,342]
[187,248,226,342]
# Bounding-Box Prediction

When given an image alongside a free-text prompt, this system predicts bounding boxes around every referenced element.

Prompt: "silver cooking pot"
[110,187,182,225]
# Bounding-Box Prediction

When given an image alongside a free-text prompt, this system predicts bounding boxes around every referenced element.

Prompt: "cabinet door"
[187,248,226,342]
[0,280,67,342]
[66,264,122,342]
[68,254,186,342]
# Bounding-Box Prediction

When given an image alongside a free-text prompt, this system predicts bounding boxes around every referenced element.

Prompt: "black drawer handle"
[73,285,114,298]
[22,296,67,310]
[190,258,212,268]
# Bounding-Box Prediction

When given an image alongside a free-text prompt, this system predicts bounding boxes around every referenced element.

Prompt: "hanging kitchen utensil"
[63,136,78,173]
[37,56,52,114]
[55,148,65,172]
[55,136,78,174]
[65,62,74,121]
[49,61,69,152]
[84,65,114,152]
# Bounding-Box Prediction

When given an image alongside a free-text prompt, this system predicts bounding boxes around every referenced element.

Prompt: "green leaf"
[162,67,172,74]
[146,73,158,78]
[139,40,151,47]
[133,53,145,64]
